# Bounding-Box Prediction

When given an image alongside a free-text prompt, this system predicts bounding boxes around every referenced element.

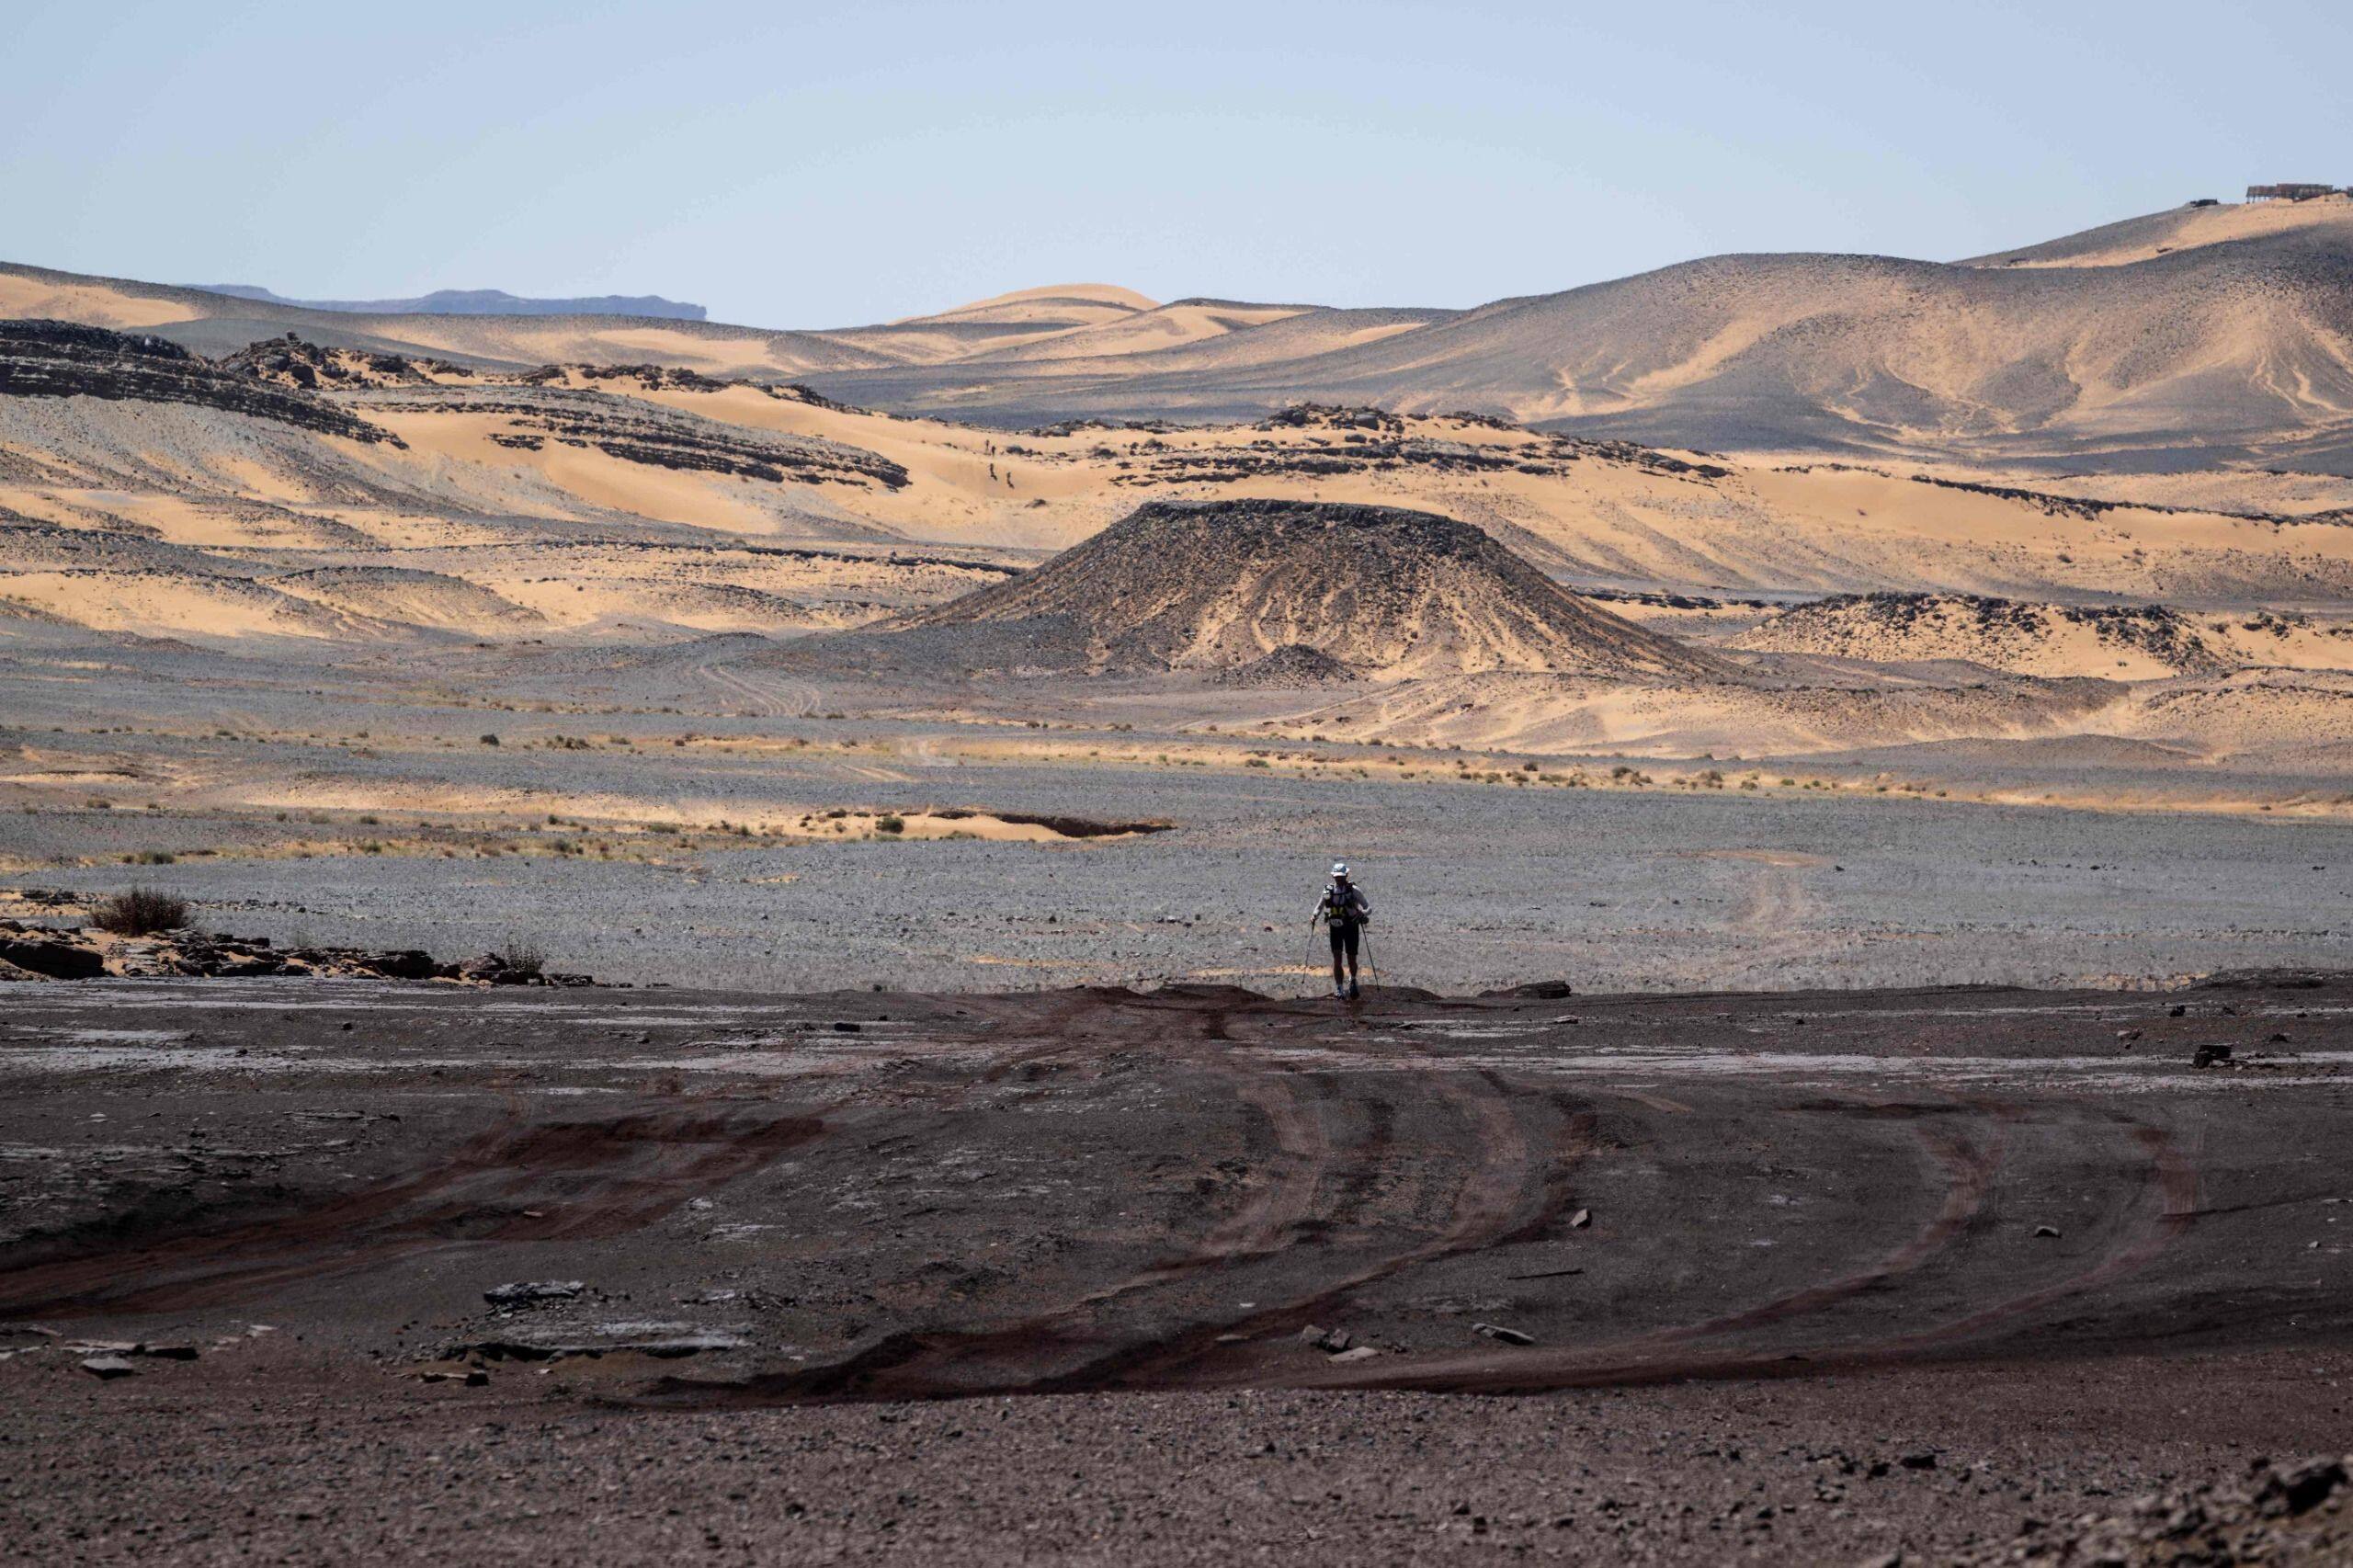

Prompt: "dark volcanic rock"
[873,498,1729,679]
[347,386,907,490]
[1215,643,1362,687]
[0,919,592,986]
[0,320,404,445]
[0,929,105,980]
[219,333,477,392]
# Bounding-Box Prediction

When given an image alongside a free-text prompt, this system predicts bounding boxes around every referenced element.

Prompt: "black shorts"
[1328,924,1360,963]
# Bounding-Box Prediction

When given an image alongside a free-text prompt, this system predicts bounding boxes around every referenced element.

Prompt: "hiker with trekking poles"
[1313,860,1374,1000]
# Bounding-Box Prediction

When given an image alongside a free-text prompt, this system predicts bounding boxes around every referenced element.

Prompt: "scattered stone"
[1898,1451,1938,1471]
[1327,1345,1382,1363]
[2194,1042,2234,1069]
[2253,1455,2345,1517]
[1482,980,1574,1000]
[80,1356,139,1380]
[1570,1208,1592,1229]
[2033,1224,2061,1238]
[1950,1453,2349,1564]
[464,1369,491,1387]
[1473,1323,1537,1346]
[0,921,594,985]
[483,1280,585,1307]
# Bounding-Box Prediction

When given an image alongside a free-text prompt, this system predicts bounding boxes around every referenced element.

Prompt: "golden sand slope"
[1732,594,2228,679]
[1964,194,2353,268]
[13,362,2353,652]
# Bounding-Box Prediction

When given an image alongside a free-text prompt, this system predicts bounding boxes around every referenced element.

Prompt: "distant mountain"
[189,285,707,321]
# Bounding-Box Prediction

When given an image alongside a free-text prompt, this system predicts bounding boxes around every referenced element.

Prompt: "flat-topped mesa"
[884,497,1730,680]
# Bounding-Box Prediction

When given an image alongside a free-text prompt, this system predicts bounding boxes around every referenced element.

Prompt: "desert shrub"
[479,733,500,746]
[494,938,545,978]
[876,813,905,835]
[89,886,188,936]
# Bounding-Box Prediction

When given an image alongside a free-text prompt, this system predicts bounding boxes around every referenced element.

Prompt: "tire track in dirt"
[0,1103,824,1318]
[1875,1107,2198,1352]
[691,659,815,719]
[651,992,1354,1402]
[1027,1057,1552,1394]
[1319,1096,2196,1395]
[657,1000,1566,1404]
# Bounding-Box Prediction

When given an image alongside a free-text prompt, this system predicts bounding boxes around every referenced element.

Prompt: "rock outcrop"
[0,919,592,986]
[0,320,404,445]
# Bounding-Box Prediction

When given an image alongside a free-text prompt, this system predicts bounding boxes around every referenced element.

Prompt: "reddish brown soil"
[2,975,2349,1562]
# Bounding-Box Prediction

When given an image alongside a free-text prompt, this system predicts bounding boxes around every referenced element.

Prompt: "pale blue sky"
[6,1,2347,326]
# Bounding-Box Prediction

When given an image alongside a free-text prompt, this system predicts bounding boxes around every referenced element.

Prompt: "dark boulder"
[0,934,104,980]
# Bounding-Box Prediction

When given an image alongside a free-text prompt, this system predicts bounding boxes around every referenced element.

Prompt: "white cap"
[1331,861,1350,878]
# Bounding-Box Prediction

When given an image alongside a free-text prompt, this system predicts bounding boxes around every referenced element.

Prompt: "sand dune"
[968,299,1316,364]
[1733,593,2232,679]
[1964,193,2353,268]
[267,565,543,631]
[17,332,2353,650]
[0,568,385,641]
[6,305,2353,769]
[19,197,2353,467]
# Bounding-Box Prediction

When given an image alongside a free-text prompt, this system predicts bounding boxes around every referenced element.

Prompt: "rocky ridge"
[0,320,404,445]
[0,918,592,986]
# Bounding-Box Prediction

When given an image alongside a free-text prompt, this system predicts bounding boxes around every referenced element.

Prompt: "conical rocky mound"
[885,498,1726,679]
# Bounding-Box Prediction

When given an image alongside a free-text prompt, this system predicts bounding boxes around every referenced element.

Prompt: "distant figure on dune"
[1314,861,1372,1000]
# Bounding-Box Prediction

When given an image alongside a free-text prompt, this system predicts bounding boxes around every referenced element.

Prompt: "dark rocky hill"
[881,498,1728,679]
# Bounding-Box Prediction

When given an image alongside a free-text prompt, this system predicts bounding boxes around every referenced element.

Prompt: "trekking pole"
[1363,926,1380,991]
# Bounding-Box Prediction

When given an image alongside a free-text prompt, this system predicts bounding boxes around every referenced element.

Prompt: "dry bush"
[88,886,189,936]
